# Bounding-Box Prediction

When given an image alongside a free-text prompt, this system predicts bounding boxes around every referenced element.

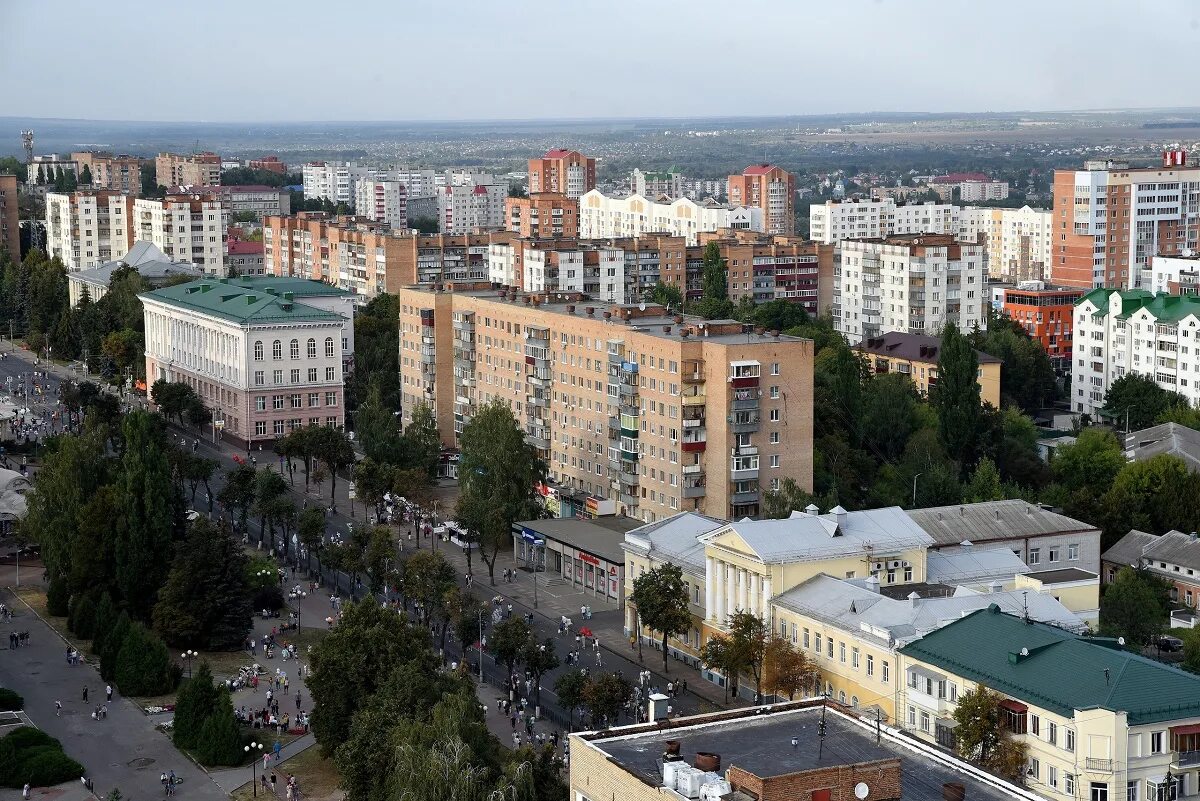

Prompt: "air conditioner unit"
[901,560,911,568]
[890,560,902,569]
[872,562,884,572]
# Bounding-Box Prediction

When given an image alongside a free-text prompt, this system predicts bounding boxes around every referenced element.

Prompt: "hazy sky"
[3,0,1199,122]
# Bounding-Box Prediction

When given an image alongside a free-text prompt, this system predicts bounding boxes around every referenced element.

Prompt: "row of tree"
[172,662,247,766]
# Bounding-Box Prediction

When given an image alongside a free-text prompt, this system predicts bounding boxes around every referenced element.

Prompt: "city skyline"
[4,0,1200,122]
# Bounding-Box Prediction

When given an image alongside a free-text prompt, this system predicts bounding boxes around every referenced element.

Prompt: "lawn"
[230,745,340,801]
[13,587,82,650]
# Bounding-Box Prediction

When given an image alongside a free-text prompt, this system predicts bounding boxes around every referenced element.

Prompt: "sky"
[3,0,1200,122]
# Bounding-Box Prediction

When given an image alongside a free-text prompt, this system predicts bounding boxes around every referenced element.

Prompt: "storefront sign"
[578,552,600,567]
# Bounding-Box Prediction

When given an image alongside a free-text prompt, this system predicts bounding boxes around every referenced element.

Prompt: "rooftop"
[855,331,1001,365]
[1124,422,1200,471]
[1105,529,1200,573]
[741,163,782,176]
[622,512,727,575]
[899,605,1200,724]
[514,515,640,564]
[709,507,934,565]
[1101,530,1158,568]
[586,703,1022,801]
[139,276,348,326]
[1023,567,1097,585]
[926,546,1030,586]
[906,500,1096,547]
[70,241,203,288]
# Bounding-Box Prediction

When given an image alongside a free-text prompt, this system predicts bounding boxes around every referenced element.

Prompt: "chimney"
[830,505,848,533]
[864,575,880,594]
[693,752,720,773]
[586,306,595,316]
[990,581,1004,594]
[804,503,820,516]
[908,591,921,607]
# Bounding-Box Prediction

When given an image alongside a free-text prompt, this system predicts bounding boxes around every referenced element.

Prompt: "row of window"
[254,417,339,436]
[254,392,339,411]
[254,367,337,386]
[254,337,340,361]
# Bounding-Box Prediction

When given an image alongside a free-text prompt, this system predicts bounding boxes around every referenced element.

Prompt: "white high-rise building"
[1071,288,1200,416]
[809,199,962,244]
[302,161,381,207]
[1147,253,1200,294]
[578,190,763,245]
[631,168,684,200]
[835,233,987,344]
[132,192,228,275]
[353,179,407,230]
[958,205,1054,282]
[437,181,506,234]
[45,190,135,270]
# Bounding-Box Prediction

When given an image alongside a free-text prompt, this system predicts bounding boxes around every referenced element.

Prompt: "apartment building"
[301,161,380,207]
[519,243,628,303]
[1147,252,1200,294]
[631,168,684,200]
[218,185,290,221]
[699,230,834,313]
[70,152,143,193]
[154,152,221,189]
[929,174,1009,202]
[142,276,352,448]
[1002,283,1084,364]
[133,191,227,274]
[959,205,1054,281]
[527,149,595,199]
[264,213,513,296]
[247,156,286,174]
[45,190,136,269]
[835,233,987,344]
[727,164,794,236]
[228,239,266,276]
[1071,287,1200,416]
[397,288,814,524]
[352,179,407,230]
[0,175,18,261]
[900,606,1200,801]
[854,331,1002,405]
[1052,151,1200,290]
[27,155,78,185]
[809,198,961,244]
[437,181,506,234]
[503,193,578,239]
[579,190,763,245]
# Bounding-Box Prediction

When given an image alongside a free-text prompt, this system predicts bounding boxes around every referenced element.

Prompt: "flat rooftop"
[587,704,1020,801]
[1024,567,1097,584]
[515,516,639,564]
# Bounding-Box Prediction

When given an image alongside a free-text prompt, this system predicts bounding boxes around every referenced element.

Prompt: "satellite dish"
[1118,637,1126,646]
[639,301,646,312]
[855,782,870,800]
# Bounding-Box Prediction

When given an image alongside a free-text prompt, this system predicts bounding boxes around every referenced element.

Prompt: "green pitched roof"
[140,277,347,325]
[1124,292,1200,323]
[898,605,1200,724]
[1076,287,1115,311]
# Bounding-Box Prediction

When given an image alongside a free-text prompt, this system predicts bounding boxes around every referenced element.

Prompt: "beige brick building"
[0,174,18,261]
[71,152,144,193]
[398,286,814,523]
[154,151,221,190]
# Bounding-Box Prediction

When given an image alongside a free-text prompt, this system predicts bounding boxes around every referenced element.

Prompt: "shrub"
[69,595,97,639]
[251,585,284,613]
[99,612,131,682]
[193,687,243,766]
[12,747,84,787]
[114,623,177,696]
[0,690,23,712]
[46,580,69,617]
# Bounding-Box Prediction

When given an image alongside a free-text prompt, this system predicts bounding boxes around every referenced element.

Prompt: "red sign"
[578,552,600,567]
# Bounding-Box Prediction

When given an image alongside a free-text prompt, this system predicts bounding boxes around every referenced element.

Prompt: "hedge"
[0,728,83,788]
[0,689,23,712]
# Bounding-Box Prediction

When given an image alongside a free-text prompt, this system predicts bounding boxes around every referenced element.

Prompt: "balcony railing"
[1084,758,1113,773]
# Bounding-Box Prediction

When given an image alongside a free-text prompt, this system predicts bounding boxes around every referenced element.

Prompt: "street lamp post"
[245,741,264,797]
[911,472,922,508]
[181,650,197,678]
[477,608,485,683]
[291,587,306,630]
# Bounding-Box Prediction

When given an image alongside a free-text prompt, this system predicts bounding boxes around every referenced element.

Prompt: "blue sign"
[521,527,545,546]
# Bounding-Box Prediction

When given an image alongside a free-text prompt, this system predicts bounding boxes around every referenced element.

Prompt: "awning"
[935,717,959,730]
[998,699,1029,713]
[1171,723,1200,737]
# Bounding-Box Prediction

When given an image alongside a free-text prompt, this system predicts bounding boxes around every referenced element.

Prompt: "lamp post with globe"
[245,741,264,796]
[180,650,197,679]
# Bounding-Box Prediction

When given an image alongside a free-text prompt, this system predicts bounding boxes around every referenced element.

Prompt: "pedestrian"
[82,686,88,703]
[296,692,302,710]
[55,699,62,716]
[270,772,278,793]
[22,782,29,800]
[106,685,113,702]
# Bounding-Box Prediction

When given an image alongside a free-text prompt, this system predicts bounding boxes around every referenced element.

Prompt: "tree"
[762,476,817,519]
[752,299,809,332]
[490,616,531,678]
[404,548,455,631]
[1103,373,1188,432]
[1100,454,1200,549]
[969,317,1057,413]
[253,468,289,551]
[862,372,921,463]
[152,518,251,650]
[446,588,485,655]
[405,403,442,480]
[963,457,1005,502]
[699,633,740,703]
[150,380,195,425]
[308,599,436,755]
[521,637,559,707]
[78,164,93,186]
[298,506,326,574]
[217,463,257,534]
[114,623,177,696]
[1047,428,1126,525]
[725,611,770,701]
[345,294,400,411]
[90,593,118,657]
[172,662,219,751]
[952,684,1028,784]
[647,281,683,311]
[355,381,405,465]
[582,672,633,728]
[693,242,735,320]
[68,594,97,639]
[554,670,588,729]
[1100,566,1171,648]
[116,411,177,620]
[763,636,818,700]
[364,526,396,597]
[99,612,131,681]
[310,426,355,508]
[630,564,692,673]
[1181,628,1200,675]
[193,686,243,766]
[455,400,545,584]
[931,324,982,470]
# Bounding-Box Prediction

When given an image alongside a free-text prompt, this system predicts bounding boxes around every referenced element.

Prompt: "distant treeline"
[1142,122,1200,129]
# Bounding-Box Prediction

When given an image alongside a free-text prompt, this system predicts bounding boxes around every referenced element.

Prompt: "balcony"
[681,440,707,453]
[730,467,759,482]
[732,490,760,505]
[1174,750,1200,769]
[619,492,639,508]
[619,467,639,485]
[683,483,706,499]
[1084,758,1113,773]
[525,432,550,451]
[683,418,705,429]
[730,415,759,434]
[619,382,639,398]
[682,393,706,407]
[526,394,547,408]
[729,375,760,389]
[682,464,704,477]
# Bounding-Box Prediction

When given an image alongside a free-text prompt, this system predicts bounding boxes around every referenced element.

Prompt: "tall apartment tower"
[0,175,18,261]
[728,164,795,237]
[528,150,596,199]
[1051,151,1200,290]
[353,178,408,230]
[45,190,137,269]
[398,288,814,524]
[155,152,222,189]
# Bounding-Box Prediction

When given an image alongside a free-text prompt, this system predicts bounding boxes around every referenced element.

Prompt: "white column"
[705,557,715,620]
[762,576,773,617]
[748,572,759,618]
[723,562,733,623]
[737,568,748,612]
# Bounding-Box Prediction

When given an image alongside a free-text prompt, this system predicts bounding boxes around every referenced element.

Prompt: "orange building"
[248,156,287,174]
[1001,284,1083,364]
[0,174,17,261]
[504,192,578,238]
[527,149,595,199]
[727,164,795,236]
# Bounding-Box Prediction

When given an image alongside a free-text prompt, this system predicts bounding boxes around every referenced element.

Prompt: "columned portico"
[748,572,759,617]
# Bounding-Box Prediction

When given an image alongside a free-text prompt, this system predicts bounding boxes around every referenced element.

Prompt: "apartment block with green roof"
[898,605,1200,801]
[139,276,356,448]
[1072,288,1200,418]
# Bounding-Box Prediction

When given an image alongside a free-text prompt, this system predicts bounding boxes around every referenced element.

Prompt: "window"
[309,393,320,407]
[254,370,264,386]
[852,648,860,669]
[1069,543,1080,561]
[254,341,264,361]
[291,369,300,384]
[1066,729,1075,752]
[1027,758,1039,781]
[326,367,336,381]
[1129,781,1140,801]
[770,362,780,376]
[272,340,282,359]
[907,706,916,726]
[326,392,337,406]
[272,395,284,410]
[1031,714,1040,736]
[815,633,822,654]
[273,419,285,435]
[1049,766,1058,790]
[827,638,833,658]
[1065,775,1075,796]
[882,661,890,683]
[255,397,266,411]
[1151,731,1165,754]
[866,654,874,676]
[290,394,302,409]
[290,339,300,359]
[273,369,284,384]
[308,368,318,382]
[908,671,918,689]
[1049,547,1060,563]
[919,711,930,732]
[839,642,846,663]
[325,337,335,357]
[326,416,338,427]
[1029,548,1041,565]
[1091,782,1108,801]
[307,338,317,358]
[769,408,780,422]
[255,421,267,436]
[1148,778,1178,801]
[802,628,810,648]
[769,385,779,399]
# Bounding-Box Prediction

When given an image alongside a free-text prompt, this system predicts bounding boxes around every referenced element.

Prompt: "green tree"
[554,670,588,729]
[752,298,809,332]
[963,457,1005,502]
[630,563,692,673]
[310,425,355,508]
[193,686,243,766]
[90,593,118,657]
[1047,428,1126,525]
[78,164,93,185]
[116,411,176,619]
[152,518,251,650]
[581,672,633,728]
[763,636,818,700]
[1181,628,1200,674]
[455,400,545,584]
[862,372,921,463]
[68,595,97,639]
[99,612,131,681]
[931,324,982,470]
[114,622,177,696]
[1100,566,1171,648]
[489,616,531,678]
[253,468,289,551]
[693,242,735,319]
[217,463,257,534]
[345,294,400,411]
[521,637,559,707]
[363,526,397,597]
[646,281,683,311]
[725,610,770,701]
[952,684,1028,783]
[298,507,326,574]
[1100,455,1200,550]
[814,346,868,446]
[447,589,486,655]
[761,477,817,519]
[969,316,1057,412]
[1103,373,1188,432]
[405,403,442,480]
[172,662,219,751]
[354,381,405,464]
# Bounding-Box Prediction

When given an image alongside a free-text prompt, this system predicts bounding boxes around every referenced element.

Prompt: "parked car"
[1157,635,1184,652]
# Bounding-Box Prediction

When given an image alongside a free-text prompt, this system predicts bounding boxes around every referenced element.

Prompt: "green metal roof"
[1076,287,1115,313]
[1122,292,1200,323]
[140,277,347,325]
[898,605,1200,724]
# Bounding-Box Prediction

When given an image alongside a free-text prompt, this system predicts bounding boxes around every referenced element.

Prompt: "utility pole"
[911,472,922,508]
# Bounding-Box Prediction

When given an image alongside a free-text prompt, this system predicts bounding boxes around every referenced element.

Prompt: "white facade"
[578,190,763,245]
[302,161,379,206]
[631,169,684,200]
[1071,289,1200,416]
[809,199,962,244]
[45,191,133,270]
[959,205,1054,281]
[133,195,228,275]
[1147,253,1200,294]
[437,182,505,234]
[835,236,987,344]
[488,243,519,286]
[957,180,1010,202]
[353,179,407,230]
[28,156,78,186]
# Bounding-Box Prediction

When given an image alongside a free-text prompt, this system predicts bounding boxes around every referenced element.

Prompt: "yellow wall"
[1014,574,1100,627]
[862,352,1000,408]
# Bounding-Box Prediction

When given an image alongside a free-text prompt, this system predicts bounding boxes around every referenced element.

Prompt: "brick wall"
[726,758,902,801]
